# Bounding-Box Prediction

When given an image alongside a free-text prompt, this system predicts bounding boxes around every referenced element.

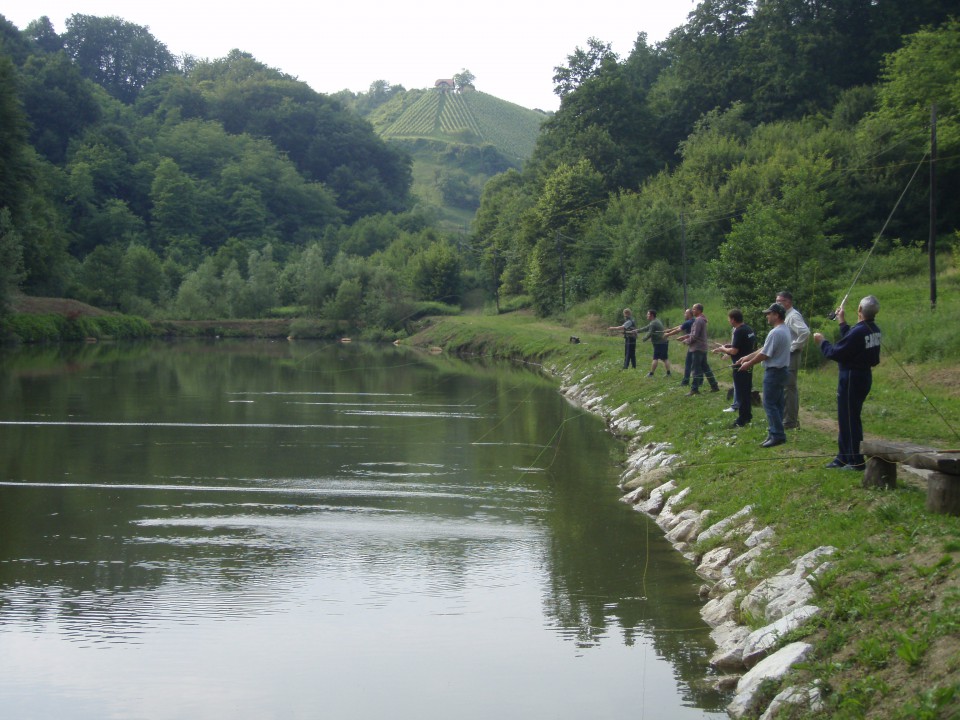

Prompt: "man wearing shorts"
[637,310,672,377]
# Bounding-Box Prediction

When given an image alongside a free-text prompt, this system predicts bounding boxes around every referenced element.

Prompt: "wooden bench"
[860,440,960,515]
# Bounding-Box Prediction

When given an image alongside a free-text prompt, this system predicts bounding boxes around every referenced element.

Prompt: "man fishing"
[814,295,882,470]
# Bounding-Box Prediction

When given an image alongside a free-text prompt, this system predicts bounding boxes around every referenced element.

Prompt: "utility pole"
[493,247,500,313]
[556,231,567,310]
[680,211,688,309]
[929,103,937,311]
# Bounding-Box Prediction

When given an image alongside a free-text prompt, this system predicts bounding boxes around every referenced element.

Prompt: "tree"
[23,16,63,54]
[410,241,462,303]
[0,209,25,316]
[0,56,30,218]
[713,156,838,318]
[453,69,476,91]
[552,38,618,98]
[19,52,102,164]
[63,14,177,103]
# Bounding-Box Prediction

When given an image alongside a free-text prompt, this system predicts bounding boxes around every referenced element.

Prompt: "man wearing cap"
[776,291,810,430]
[814,295,882,470]
[734,303,792,447]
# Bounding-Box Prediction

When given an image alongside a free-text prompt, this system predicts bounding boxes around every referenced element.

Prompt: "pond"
[0,339,727,719]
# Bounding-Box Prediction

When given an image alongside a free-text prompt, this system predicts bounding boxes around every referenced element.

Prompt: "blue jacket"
[819,321,881,370]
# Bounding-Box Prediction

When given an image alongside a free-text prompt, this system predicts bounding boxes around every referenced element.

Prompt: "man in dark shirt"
[714,309,756,428]
[814,295,882,470]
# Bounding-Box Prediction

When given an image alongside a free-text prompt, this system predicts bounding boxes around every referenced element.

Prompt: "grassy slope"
[406,272,960,719]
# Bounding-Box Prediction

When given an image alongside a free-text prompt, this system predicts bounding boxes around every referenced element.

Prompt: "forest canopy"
[0,3,957,334]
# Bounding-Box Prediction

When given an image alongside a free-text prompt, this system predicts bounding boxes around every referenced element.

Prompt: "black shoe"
[760,437,785,448]
[825,459,846,469]
[666,371,672,376]
[730,421,748,428]
[679,381,689,386]
[685,390,700,396]
[710,386,720,393]
[646,372,654,377]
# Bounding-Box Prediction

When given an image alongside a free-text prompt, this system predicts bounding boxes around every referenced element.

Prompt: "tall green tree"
[0,209,25,315]
[62,14,177,103]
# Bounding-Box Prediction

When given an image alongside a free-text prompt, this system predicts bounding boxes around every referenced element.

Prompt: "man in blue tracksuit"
[814,295,882,470]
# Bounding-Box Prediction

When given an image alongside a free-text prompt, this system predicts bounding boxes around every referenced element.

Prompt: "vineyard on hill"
[367,88,547,227]
[376,89,544,163]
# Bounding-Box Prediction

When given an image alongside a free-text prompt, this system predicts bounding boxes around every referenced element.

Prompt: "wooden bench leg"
[927,472,960,515]
[863,457,897,490]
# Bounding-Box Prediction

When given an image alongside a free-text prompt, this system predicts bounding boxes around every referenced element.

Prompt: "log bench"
[860,440,960,515]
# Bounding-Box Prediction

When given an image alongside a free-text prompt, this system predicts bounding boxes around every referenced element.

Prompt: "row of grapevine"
[438,93,483,138]
[382,92,441,137]
[466,92,545,161]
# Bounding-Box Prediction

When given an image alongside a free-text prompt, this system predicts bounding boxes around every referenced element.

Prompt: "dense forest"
[0,2,958,337]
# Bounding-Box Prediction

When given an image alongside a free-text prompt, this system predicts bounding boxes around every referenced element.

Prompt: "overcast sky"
[4,1,697,111]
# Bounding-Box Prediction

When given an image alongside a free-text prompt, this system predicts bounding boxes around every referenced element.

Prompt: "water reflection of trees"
[0,340,723,708]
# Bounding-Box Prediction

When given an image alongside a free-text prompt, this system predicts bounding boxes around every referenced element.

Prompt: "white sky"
[3,1,697,111]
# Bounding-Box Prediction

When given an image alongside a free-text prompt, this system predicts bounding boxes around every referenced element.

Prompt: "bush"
[3,313,154,343]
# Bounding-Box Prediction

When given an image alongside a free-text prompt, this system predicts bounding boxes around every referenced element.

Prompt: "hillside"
[365,88,547,228]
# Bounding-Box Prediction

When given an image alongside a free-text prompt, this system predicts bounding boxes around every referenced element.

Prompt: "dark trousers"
[733,368,753,426]
[837,368,872,466]
[623,337,637,369]
[690,351,718,391]
[680,351,693,384]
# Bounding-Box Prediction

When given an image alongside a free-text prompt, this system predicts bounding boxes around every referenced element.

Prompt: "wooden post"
[927,473,960,516]
[863,457,897,490]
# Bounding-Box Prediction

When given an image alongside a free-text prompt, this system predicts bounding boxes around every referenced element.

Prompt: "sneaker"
[646,372,654,377]
[825,459,846,469]
[730,421,748,428]
[679,381,689,386]
[709,386,720,393]
[685,390,700,397]
[722,407,736,413]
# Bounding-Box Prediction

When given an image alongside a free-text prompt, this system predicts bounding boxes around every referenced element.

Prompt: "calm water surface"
[0,340,727,719]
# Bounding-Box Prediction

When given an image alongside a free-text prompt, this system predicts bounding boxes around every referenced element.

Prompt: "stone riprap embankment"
[557,368,828,720]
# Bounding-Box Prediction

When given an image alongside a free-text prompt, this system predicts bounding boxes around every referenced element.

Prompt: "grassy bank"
[407,275,960,719]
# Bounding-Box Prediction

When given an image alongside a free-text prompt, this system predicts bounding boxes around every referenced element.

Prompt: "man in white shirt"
[776,291,810,430]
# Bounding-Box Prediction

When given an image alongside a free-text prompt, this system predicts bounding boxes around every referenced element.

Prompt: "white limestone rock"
[701,588,741,627]
[620,486,649,504]
[666,510,711,545]
[723,546,766,579]
[742,605,821,667]
[697,546,736,581]
[697,505,754,544]
[727,642,814,719]
[758,684,825,720]
[638,480,676,515]
[745,525,776,549]
[709,621,752,670]
[741,547,836,623]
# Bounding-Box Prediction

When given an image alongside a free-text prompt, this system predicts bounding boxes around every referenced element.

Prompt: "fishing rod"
[827,152,928,319]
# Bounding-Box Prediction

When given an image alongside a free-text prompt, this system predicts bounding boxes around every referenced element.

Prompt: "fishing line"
[826,151,928,318]
[877,340,960,442]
